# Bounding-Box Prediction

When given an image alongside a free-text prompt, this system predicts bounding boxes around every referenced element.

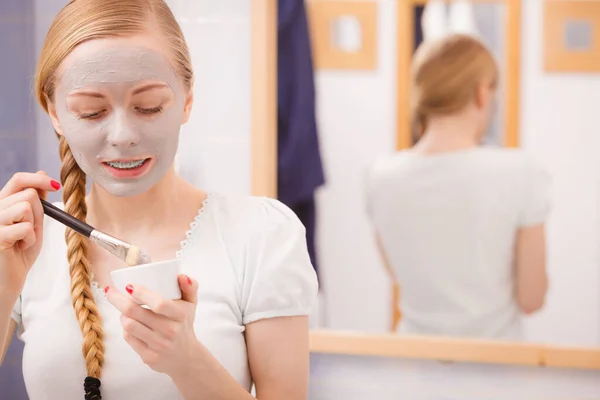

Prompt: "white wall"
[519,0,600,346]
[168,0,252,195]
[315,0,600,346]
[315,0,398,332]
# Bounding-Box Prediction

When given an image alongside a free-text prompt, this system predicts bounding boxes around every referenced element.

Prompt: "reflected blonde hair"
[34,1,192,398]
[411,34,498,137]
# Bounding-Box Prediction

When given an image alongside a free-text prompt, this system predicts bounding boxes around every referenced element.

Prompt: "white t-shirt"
[11,193,318,400]
[365,147,551,340]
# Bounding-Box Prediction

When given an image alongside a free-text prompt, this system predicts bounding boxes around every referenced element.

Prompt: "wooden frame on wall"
[396,0,521,150]
[543,0,600,73]
[251,0,278,198]
[306,0,379,70]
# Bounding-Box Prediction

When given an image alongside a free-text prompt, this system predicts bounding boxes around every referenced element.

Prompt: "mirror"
[307,0,600,348]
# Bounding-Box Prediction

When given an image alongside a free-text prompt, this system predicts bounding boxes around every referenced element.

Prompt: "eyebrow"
[67,91,105,99]
[131,82,170,95]
[66,82,170,98]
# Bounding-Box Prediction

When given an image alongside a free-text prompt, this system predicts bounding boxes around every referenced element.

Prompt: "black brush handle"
[40,199,94,238]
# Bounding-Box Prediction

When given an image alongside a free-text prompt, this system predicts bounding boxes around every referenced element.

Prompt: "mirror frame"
[251,0,278,198]
[396,0,522,150]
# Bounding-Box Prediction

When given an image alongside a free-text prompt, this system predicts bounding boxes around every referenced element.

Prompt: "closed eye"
[135,106,163,115]
[78,110,105,120]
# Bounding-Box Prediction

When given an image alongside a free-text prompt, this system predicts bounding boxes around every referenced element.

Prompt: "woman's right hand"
[0,172,60,296]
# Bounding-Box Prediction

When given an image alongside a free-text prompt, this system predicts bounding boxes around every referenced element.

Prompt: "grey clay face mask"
[54,44,186,197]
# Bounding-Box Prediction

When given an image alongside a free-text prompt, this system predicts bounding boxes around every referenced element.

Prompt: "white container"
[110,259,183,303]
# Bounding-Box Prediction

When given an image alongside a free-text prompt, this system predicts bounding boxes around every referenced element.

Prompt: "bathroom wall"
[0,1,37,399]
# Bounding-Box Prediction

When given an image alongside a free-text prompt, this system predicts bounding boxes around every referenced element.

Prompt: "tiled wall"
[0,1,37,399]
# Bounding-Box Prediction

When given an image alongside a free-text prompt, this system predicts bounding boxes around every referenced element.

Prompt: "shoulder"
[204,193,307,264]
[475,147,550,179]
[476,147,538,165]
[208,193,304,237]
[365,151,415,185]
[206,193,317,324]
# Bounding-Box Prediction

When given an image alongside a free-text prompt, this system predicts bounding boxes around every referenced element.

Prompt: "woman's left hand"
[105,275,200,377]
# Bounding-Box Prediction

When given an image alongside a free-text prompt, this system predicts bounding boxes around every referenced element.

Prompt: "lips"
[101,157,153,179]
[103,158,149,170]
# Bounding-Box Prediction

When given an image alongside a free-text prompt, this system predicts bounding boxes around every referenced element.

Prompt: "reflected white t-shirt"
[365,147,551,340]
[11,193,318,400]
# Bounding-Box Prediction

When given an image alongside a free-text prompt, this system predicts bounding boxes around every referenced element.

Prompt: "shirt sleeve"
[241,198,319,325]
[364,156,387,219]
[11,295,22,324]
[520,158,552,227]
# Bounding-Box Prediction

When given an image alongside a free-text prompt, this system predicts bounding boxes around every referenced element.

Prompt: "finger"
[0,172,60,201]
[120,315,158,347]
[35,171,49,201]
[127,284,184,321]
[0,223,35,251]
[0,189,44,232]
[0,201,34,226]
[105,287,164,328]
[178,275,198,305]
[123,331,149,354]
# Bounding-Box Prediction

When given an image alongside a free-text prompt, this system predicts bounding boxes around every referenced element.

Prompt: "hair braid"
[58,136,105,400]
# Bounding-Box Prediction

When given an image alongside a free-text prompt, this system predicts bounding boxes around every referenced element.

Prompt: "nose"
[106,111,140,148]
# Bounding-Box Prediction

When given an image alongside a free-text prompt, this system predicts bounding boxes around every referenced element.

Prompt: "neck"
[85,167,195,237]
[413,113,481,154]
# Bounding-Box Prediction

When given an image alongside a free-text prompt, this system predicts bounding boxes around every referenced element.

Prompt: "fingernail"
[104,286,110,294]
[50,180,61,190]
[186,275,192,285]
[125,285,133,294]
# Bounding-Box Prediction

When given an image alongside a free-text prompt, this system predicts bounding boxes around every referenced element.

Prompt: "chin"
[95,179,158,198]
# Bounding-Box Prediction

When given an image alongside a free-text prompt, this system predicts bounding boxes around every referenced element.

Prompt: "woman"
[365,34,550,340]
[0,1,317,399]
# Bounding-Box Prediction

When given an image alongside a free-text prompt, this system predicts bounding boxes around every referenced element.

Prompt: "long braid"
[58,136,105,400]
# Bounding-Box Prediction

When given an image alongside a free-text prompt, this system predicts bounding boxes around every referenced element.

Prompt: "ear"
[47,99,64,136]
[474,81,491,110]
[181,89,194,125]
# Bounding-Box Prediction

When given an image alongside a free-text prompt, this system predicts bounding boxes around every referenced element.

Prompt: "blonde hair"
[411,34,498,137]
[34,1,192,398]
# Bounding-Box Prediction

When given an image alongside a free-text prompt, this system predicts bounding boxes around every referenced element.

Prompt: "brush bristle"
[125,246,152,266]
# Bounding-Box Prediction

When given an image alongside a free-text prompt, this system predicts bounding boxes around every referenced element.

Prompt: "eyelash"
[78,106,163,120]
[78,110,104,120]
[135,106,163,115]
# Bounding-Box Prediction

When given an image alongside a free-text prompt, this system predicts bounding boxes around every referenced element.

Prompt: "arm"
[375,233,402,332]
[172,316,309,400]
[514,224,548,314]
[375,233,397,282]
[0,292,18,365]
[247,316,309,400]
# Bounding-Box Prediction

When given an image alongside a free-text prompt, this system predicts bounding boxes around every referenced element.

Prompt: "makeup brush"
[40,199,151,266]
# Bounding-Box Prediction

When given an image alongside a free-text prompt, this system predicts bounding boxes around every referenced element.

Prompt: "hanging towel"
[277,0,325,277]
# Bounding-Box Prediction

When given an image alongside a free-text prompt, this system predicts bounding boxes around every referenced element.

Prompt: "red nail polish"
[104,286,110,294]
[50,180,61,190]
[125,285,133,294]
[186,275,192,285]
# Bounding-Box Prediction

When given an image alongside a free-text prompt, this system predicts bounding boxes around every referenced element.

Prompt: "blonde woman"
[365,34,550,340]
[0,1,317,399]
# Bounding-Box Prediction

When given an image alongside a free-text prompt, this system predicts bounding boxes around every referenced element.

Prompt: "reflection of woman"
[365,35,550,340]
[0,1,317,399]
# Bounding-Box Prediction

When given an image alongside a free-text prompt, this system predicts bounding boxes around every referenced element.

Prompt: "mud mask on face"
[54,45,186,197]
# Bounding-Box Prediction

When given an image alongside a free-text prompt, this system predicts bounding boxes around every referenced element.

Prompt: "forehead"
[57,36,180,91]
